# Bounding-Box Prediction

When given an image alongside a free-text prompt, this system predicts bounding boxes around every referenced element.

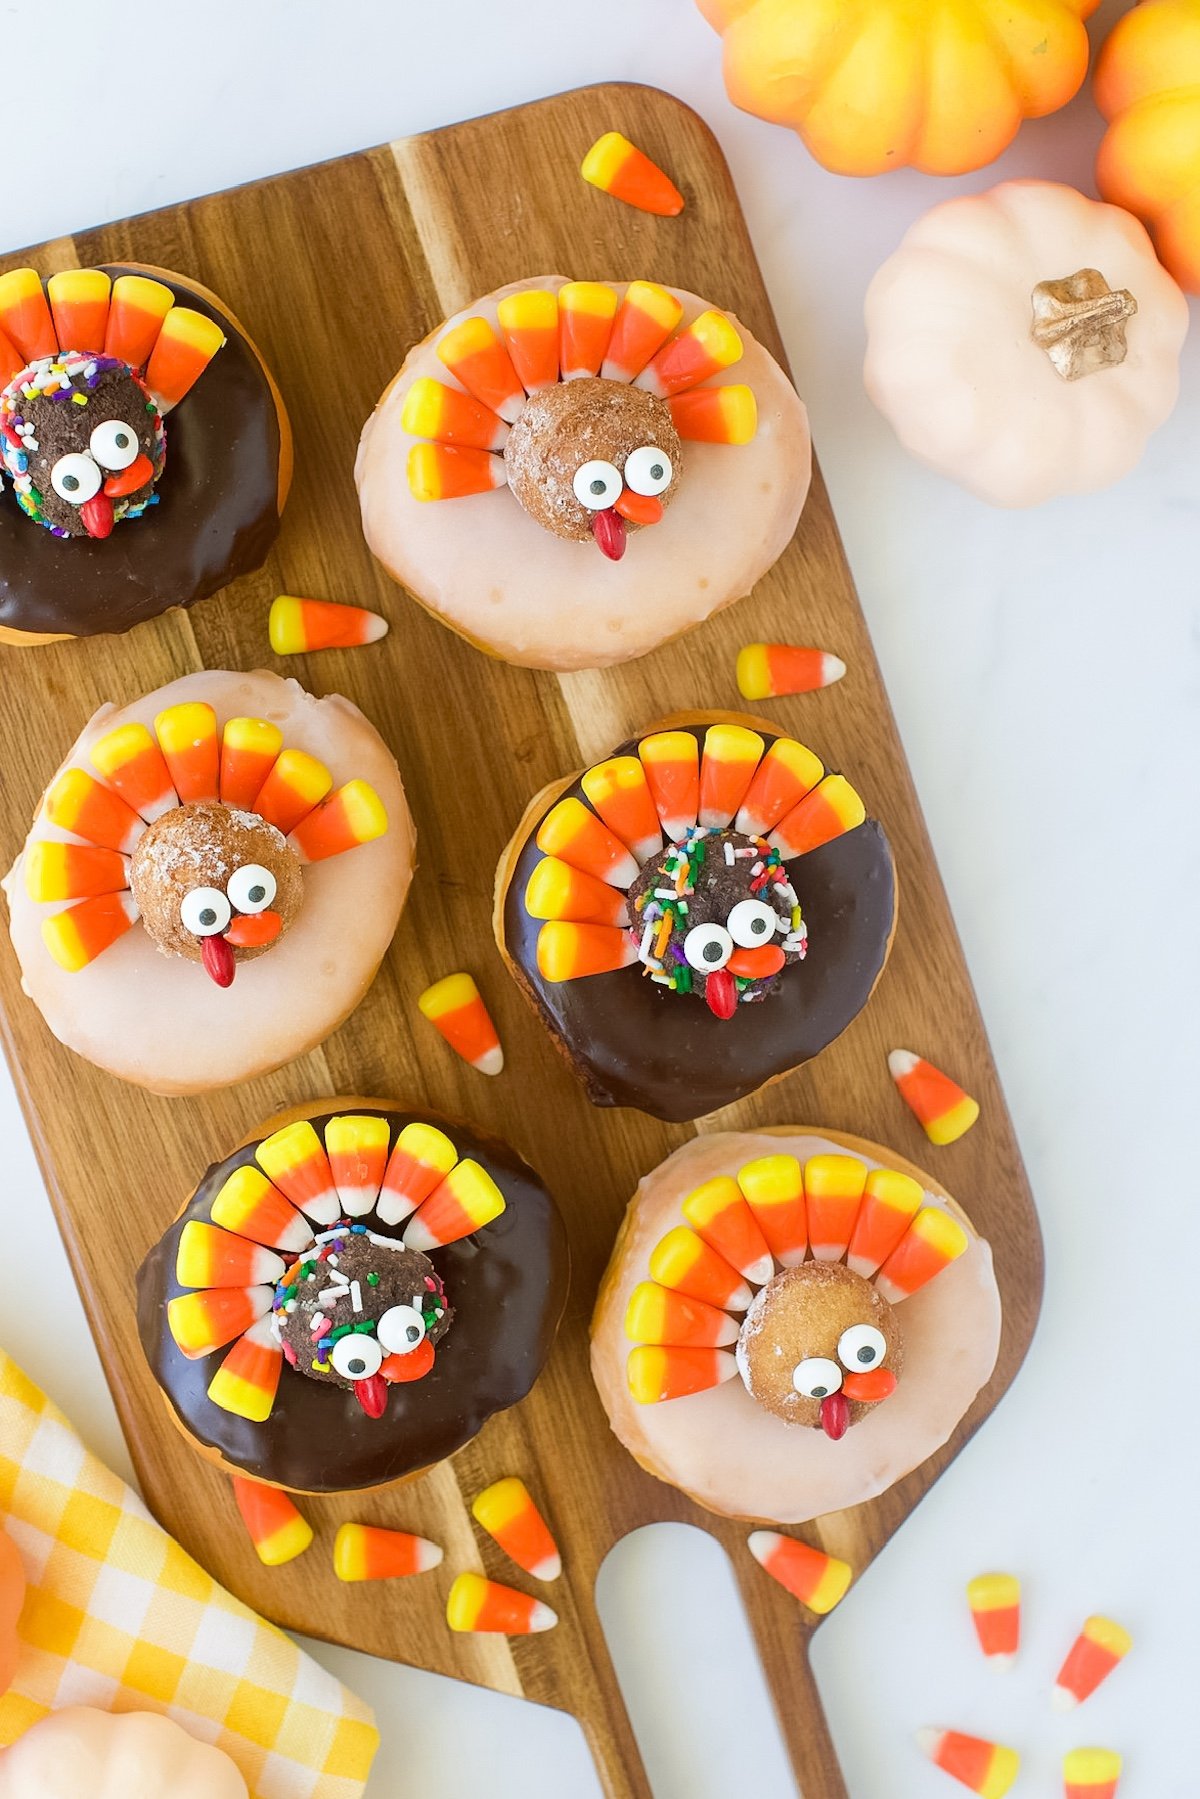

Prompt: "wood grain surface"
[0,83,1042,1799]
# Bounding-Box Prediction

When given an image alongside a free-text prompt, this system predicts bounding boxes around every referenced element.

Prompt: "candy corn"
[268,594,388,657]
[0,320,23,380]
[404,1159,506,1252]
[698,725,764,828]
[804,1155,867,1262]
[669,385,758,445]
[602,281,683,383]
[41,891,138,973]
[638,731,699,842]
[289,780,388,862]
[418,972,504,1076]
[46,269,111,354]
[736,1154,808,1266]
[167,1285,273,1359]
[209,1164,314,1254]
[875,1207,969,1304]
[24,842,127,904]
[0,269,56,363]
[154,702,219,805]
[649,1226,752,1311]
[537,921,638,981]
[231,1475,312,1567]
[407,441,508,500]
[472,1478,561,1581]
[377,1121,458,1228]
[255,1121,341,1225]
[333,1522,443,1582]
[734,738,824,838]
[769,774,865,860]
[90,722,178,822]
[846,1167,923,1278]
[737,643,847,701]
[207,1316,282,1423]
[218,717,283,809]
[967,1573,1021,1667]
[581,132,684,216]
[104,274,174,369]
[44,768,145,855]
[401,376,509,452]
[536,796,639,889]
[682,1176,774,1286]
[524,857,630,928]
[144,305,225,410]
[581,757,663,866]
[175,1220,285,1290]
[436,316,524,423]
[1054,1617,1132,1711]
[917,1729,1020,1798]
[1063,1749,1122,1799]
[626,1344,738,1403]
[253,748,333,837]
[639,310,743,399]
[889,1050,980,1146]
[446,1572,557,1635]
[624,1280,740,1348]
[748,1531,852,1615]
[325,1114,390,1217]
[558,282,618,381]
[496,289,559,393]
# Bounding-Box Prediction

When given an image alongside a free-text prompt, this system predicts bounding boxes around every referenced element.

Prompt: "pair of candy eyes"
[330,1304,427,1380]
[793,1325,888,1400]
[180,864,277,937]
[683,898,779,973]
[49,421,144,504]
[572,445,673,511]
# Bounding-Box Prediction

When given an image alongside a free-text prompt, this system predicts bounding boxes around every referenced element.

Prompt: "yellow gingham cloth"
[0,1354,378,1798]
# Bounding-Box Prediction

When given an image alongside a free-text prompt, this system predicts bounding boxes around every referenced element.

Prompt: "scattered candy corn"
[748,1531,852,1615]
[446,1572,557,1635]
[803,1154,867,1261]
[874,1206,969,1304]
[497,289,559,393]
[145,305,225,411]
[377,1121,458,1228]
[1054,1617,1132,1711]
[649,1225,752,1311]
[558,282,619,381]
[269,594,388,656]
[889,1050,980,1146]
[846,1168,924,1279]
[581,132,684,217]
[537,920,638,981]
[602,281,683,383]
[624,1280,739,1348]
[472,1478,561,1582]
[218,717,283,810]
[967,1573,1021,1667]
[737,1154,808,1266]
[209,1164,313,1254]
[47,268,111,355]
[255,1121,341,1225]
[626,1344,737,1403]
[175,1220,285,1290]
[290,780,388,862]
[167,1285,273,1359]
[325,1113,390,1217]
[737,643,847,701]
[698,724,764,828]
[155,702,219,805]
[231,1475,313,1567]
[581,757,663,866]
[769,774,865,860]
[207,1316,282,1423]
[403,1159,506,1252]
[436,316,524,423]
[917,1729,1020,1799]
[253,748,333,836]
[418,972,504,1076]
[524,857,630,928]
[681,1176,774,1286]
[333,1522,443,1582]
[734,737,824,838]
[638,731,699,841]
[41,892,138,973]
[639,310,743,399]
[105,273,173,368]
[1063,1748,1122,1799]
[536,796,639,889]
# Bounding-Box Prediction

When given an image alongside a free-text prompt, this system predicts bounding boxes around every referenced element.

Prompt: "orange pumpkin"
[696,0,1101,175]
[0,1529,24,1696]
[1096,0,1200,292]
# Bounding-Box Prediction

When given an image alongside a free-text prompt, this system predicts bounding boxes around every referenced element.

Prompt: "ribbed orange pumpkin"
[1096,0,1200,292]
[696,0,1101,175]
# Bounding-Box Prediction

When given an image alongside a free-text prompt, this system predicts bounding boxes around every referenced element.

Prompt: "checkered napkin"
[0,1354,378,1799]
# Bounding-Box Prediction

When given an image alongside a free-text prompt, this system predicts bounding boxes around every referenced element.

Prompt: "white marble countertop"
[0,1,1193,1793]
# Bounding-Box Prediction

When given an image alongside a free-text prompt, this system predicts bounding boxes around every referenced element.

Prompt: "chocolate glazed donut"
[496,713,897,1123]
[0,264,290,642]
[136,1101,569,1494]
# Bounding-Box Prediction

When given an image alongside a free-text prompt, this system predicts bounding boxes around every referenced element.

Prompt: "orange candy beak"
[842,1367,897,1403]
[614,488,663,525]
[224,910,282,948]
[728,944,785,979]
[103,452,154,498]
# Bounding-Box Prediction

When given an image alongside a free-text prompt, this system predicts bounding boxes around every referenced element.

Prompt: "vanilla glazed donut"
[3,671,414,1094]
[356,276,811,670]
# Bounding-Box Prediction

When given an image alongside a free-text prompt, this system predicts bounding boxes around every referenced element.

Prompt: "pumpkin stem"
[1031,269,1138,382]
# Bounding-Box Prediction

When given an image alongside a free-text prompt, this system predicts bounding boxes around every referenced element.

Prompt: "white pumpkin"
[0,1708,247,1799]
[864,179,1190,507]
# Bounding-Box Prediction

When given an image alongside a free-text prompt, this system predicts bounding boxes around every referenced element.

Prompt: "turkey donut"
[0,262,291,643]
[136,1098,570,1494]
[356,276,811,670]
[3,670,414,1094]
[591,1128,1002,1523]
[494,712,896,1121]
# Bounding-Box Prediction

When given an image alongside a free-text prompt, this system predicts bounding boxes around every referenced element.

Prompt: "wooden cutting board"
[0,83,1042,1799]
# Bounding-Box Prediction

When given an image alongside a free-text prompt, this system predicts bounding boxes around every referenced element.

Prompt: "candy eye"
[838,1324,887,1371]
[50,453,101,503]
[727,898,779,948]
[683,922,733,972]
[227,863,277,914]
[624,444,673,496]
[89,418,139,470]
[572,459,622,510]
[330,1334,384,1380]
[179,886,232,937]
[792,1357,843,1400]
[377,1304,428,1356]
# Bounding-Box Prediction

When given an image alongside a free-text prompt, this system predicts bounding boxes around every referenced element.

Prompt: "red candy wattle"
[201,935,236,987]
[354,1374,389,1418]
[705,967,738,1020]
[592,507,626,560]
[820,1391,850,1440]
[80,493,114,539]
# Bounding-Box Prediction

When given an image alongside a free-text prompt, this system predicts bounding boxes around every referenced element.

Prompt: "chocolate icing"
[136,1107,569,1493]
[502,723,895,1122]
[0,267,283,637]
